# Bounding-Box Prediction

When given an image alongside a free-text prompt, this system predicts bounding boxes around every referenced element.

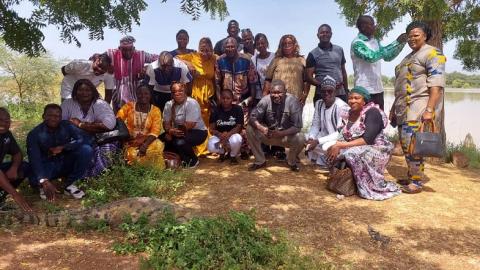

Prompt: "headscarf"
[321,75,336,89]
[350,86,371,102]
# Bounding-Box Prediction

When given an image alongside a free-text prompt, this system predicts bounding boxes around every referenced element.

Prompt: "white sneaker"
[39,188,47,200]
[64,184,85,199]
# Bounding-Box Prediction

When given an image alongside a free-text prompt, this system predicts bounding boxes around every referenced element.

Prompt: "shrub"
[113,211,331,270]
[79,163,190,207]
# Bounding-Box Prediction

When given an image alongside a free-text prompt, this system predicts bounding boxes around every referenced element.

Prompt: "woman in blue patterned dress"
[327,86,401,200]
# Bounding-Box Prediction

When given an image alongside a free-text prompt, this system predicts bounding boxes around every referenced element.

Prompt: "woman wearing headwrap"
[326,86,401,200]
[305,75,349,168]
[391,21,446,194]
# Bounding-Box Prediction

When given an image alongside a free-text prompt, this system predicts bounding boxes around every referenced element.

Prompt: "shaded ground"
[1,155,480,269]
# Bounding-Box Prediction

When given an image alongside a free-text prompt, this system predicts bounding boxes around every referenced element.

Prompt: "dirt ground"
[1,155,479,270]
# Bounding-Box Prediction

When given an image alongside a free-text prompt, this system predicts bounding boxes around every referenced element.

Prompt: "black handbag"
[95,118,130,145]
[408,120,444,158]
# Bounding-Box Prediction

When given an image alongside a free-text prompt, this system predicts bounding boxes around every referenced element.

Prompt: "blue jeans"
[30,144,94,187]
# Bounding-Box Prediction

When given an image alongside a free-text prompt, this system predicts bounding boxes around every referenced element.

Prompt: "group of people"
[0,15,446,212]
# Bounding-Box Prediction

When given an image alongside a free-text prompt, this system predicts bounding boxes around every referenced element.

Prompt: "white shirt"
[60,60,114,99]
[350,37,383,94]
[251,52,275,99]
[146,58,192,93]
[307,97,349,142]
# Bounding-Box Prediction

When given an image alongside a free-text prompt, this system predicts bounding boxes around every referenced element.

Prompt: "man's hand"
[137,143,148,157]
[49,146,64,156]
[258,125,269,137]
[305,139,319,151]
[268,130,283,138]
[41,180,58,202]
[12,193,33,212]
[169,128,185,138]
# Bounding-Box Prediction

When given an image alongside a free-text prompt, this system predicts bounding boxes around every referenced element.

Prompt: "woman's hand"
[326,143,341,163]
[422,111,434,122]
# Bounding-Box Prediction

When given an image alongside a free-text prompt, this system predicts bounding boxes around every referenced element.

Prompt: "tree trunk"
[426,19,447,164]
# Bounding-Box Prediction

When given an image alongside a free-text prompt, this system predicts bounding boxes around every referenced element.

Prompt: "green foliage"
[0,41,60,103]
[0,0,228,56]
[113,211,330,270]
[71,218,110,233]
[445,71,480,88]
[79,163,189,207]
[446,142,480,169]
[335,0,480,71]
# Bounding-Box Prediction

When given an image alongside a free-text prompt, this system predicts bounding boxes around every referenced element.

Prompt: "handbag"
[327,162,356,196]
[95,118,130,145]
[408,120,444,157]
[163,151,181,169]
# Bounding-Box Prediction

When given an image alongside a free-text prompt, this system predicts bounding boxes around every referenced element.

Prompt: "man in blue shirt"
[27,104,93,201]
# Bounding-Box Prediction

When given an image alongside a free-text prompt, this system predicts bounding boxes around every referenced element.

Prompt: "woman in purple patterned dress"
[327,86,400,200]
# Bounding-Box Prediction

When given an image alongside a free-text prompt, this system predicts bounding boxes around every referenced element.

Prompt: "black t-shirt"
[0,131,20,162]
[209,105,244,133]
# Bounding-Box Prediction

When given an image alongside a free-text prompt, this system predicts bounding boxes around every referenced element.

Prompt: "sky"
[17,0,472,77]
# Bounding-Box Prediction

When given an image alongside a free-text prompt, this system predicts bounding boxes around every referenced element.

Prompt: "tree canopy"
[335,0,480,71]
[0,0,228,56]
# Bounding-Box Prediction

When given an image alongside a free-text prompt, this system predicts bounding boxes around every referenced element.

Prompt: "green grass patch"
[113,211,331,270]
[79,163,190,207]
[446,142,480,168]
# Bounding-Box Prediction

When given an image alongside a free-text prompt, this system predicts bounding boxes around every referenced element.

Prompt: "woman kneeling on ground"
[160,82,208,168]
[117,85,165,169]
[207,89,244,164]
[326,86,401,200]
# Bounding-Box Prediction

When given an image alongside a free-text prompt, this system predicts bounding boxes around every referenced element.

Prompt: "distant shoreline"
[384,87,480,93]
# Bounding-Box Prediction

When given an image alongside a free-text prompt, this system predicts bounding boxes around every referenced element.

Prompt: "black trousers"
[159,129,208,166]
[151,91,172,112]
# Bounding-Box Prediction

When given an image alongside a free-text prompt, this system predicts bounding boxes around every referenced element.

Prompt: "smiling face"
[407,27,427,52]
[119,45,135,60]
[242,31,254,51]
[358,16,376,37]
[43,107,62,130]
[136,86,151,105]
[176,33,189,50]
[317,26,332,44]
[0,110,11,134]
[227,22,239,37]
[255,36,268,55]
[76,83,95,104]
[224,38,238,58]
[171,83,187,104]
[271,84,286,104]
[92,58,107,76]
[281,37,295,57]
[199,41,213,60]
[348,92,366,112]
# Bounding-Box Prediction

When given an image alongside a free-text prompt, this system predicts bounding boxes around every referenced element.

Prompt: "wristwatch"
[425,107,434,113]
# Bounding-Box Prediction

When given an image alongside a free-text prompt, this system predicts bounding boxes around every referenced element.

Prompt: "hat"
[119,35,136,47]
[350,86,371,102]
[321,75,336,89]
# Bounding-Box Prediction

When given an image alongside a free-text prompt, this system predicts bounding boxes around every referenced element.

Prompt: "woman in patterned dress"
[117,85,165,169]
[390,21,446,194]
[327,86,401,200]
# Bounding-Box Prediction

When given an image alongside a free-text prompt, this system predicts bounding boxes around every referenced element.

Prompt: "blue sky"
[23,0,469,76]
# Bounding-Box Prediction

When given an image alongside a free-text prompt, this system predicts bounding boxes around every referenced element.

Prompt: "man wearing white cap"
[305,75,349,168]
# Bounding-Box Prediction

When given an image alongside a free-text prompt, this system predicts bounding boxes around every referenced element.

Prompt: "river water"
[303,89,480,146]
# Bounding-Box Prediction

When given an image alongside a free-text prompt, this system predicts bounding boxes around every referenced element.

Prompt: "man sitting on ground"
[0,108,32,212]
[305,76,349,168]
[247,79,305,172]
[27,104,93,201]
